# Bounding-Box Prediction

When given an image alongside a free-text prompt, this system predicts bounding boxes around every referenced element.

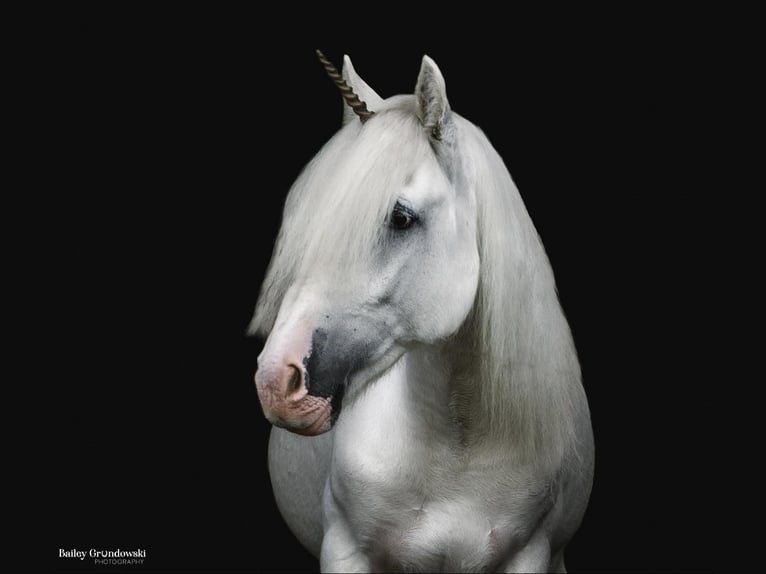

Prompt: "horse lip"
[271,410,331,436]
[292,409,332,436]
[261,395,333,436]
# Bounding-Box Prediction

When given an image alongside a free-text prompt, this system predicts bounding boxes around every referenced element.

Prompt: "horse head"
[251,54,480,435]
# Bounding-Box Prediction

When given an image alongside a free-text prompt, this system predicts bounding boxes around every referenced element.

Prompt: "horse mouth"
[291,409,333,436]
[259,392,333,436]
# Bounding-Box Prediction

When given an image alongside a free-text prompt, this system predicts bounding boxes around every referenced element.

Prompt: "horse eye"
[390,204,416,230]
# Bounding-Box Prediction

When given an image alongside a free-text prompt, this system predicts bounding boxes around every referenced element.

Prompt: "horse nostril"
[287,365,303,393]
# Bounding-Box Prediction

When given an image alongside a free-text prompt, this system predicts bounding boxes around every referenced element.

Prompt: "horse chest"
[330,414,542,570]
[329,446,536,571]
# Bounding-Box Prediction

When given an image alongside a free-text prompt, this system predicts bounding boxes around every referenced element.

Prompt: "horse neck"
[400,267,580,462]
[399,343,474,447]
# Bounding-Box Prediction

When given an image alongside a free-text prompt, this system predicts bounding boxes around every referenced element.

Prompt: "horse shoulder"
[267,426,334,557]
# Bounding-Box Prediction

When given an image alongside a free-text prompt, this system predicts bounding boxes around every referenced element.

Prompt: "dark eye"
[390,203,417,230]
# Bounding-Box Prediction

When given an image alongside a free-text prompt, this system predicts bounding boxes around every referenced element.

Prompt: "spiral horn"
[316,50,374,123]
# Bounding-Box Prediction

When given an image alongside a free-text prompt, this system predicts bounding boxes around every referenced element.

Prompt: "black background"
[50,11,710,574]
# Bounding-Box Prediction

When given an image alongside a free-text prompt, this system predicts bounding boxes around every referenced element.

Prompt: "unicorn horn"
[316,50,374,123]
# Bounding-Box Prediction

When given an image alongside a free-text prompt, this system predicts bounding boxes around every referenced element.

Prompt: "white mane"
[252,97,584,467]
[457,118,585,466]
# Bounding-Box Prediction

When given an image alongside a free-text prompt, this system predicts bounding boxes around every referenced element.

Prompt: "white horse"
[251,52,594,573]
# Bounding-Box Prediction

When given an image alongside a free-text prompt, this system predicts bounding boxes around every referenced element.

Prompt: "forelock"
[282,105,432,277]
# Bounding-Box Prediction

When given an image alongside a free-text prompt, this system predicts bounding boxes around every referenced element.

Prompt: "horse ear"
[415,55,453,143]
[341,55,384,126]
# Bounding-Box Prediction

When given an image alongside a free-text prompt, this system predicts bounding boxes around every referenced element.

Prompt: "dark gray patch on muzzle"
[302,323,374,425]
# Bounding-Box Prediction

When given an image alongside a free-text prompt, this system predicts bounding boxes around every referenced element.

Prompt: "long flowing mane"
[457,118,585,466]
[252,98,585,467]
